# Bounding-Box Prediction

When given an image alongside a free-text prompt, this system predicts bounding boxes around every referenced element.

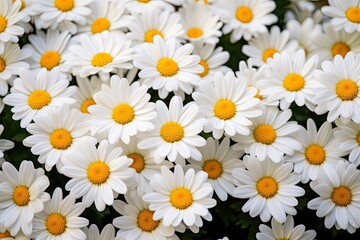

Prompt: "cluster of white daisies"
[0,0,360,239]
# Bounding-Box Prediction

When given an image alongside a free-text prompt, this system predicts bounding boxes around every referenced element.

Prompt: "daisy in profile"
[308,161,360,233]
[186,137,244,201]
[0,42,30,96]
[143,165,217,230]
[73,75,102,115]
[322,0,360,33]
[23,105,91,172]
[64,31,133,81]
[137,96,206,164]
[113,193,178,240]
[256,215,316,240]
[232,156,305,223]
[133,36,203,99]
[242,26,299,67]
[216,0,277,42]
[88,76,156,144]
[23,29,71,72]
[232,107,301,163]
[62,138,134,211]
[124,0,181,13]
[0,161,50,236]
[314,52,360,124]
[192,71,262,139]
[83,224,115,240]
[32,188,89,239]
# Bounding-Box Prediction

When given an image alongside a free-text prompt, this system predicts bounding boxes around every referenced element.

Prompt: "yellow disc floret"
[305,144,326,165]
[198,59,209,77]
[346,7,360,24]
[160,122,184,143]
[128,153,145,173]
[157,58,179,77]
[253,124,277,145]
[283,73,305,92]
[332,42,350,58]
[203,159,223,179]
[91,52,113,67]
[137,209,160,232]
[262,48,278,63]
[54,0,74,12]
[187,27,203,39]
[236,6,253,23]
[28,90,51,110]
[144,29,164,43]
[214,99,236,120]
[112,103,135,125]
[256,176,278,199]
[40,51,61,70]
[170,187,193,209]
[50,129,73,150]
[0,57,5,72]
[331,185,352,207]
[91,18,111,34]
[12,185,30,206]
[336,79,358,101]
[0,230,13,238]
[80,98,96,114]
[0,16,7,33]
[87,161,110,185]
[45,213,67,236]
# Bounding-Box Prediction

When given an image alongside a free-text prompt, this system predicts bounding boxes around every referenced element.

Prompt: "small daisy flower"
[232,107,302,163]
[32,187,89,240]
[83,224,115,240]
[23,105,91,172]
[322,0,360,33]
[124,0,181,13]
[192,71,262,139]
[143,165,217,229]
[64,31,133,81]
[73,75,102,115]
[186,137,244,201]
[308,161,360,233]
[285,119,346,183]
[3,67,77,128]
[232,156,305,223]
[23,29,71,72]
[62,138,134,211]
[314,52,360,124]
[0,124,14,160]
[242,26,299,67]
[137,96,206,164]
[133,35,203,99]
[88,75,156,144]
[256,215,316,240]
[0,161,50,236]
[113,193,178,240]
[0,222,31,240]
[216,0,277,42]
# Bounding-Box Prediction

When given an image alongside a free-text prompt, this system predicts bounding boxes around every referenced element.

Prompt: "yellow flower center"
[332,42,350,58]
[283,73,305,92]
[203,159,223,179]
[45,213,67,236]
[236,6,253,23]
[262,48,278,63]
[112,103,135,125]
[195,0,208,4]
[198,59,209,77]
[160,122,184,143]
[305,144,326,165]
[80,98,96,114]
[255,88,263,100]
[0,57,5,72]
[12,0,26,11]
[128,152,145,173]
[91,18,111,34]
[54,0,74,12]
[137,0,151,2]
[50,129,73,150]
[170,187,193,210]
[336,79,358,101]
[0,230,13,239]
[144,29,164,43]
[28,90,51,110]
[214,99,236,120]
[87,161,110,185]
[256,176,278,199]
[0,16,7,33]
[346,7,360,23]
[356,132,360,145]
[157,58,179,77]
[253,124,277,145]
[331,185,352,207]
[91,52,113,67]
[40,51,61,70]
[187,27,203,39]
[137,209,160,232]
[12,186,30,206]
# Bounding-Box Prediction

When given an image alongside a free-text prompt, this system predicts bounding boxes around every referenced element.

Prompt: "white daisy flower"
[113,193,178,240]
[256,215,316,240]
[64,31,133,81]
[23,105,91,172]
[308,161,360,233]
[0,124,14,160]
[285,119,346,183]
[88,75,156,144]
[216,0,278,42]
[0,42,30,96]
[186,137,244,201]
[133,35,203,99]
[242,26,299,67]
[23,29,71,72]
[137,96,206,164]
[3,67,76,128]
[32,187,89,240]
[232,156,305,223]
[0,161,50,236]
[232,107,302,163]
[124,0,182,13]
[322,0,360,33]
[0,222,30,240]
[62,138,134,211]
[73,75,102,115]
[83,224,115,240]
[314,52,360,124]
[143,165,217,230]
[192,71,262,139]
